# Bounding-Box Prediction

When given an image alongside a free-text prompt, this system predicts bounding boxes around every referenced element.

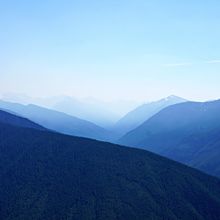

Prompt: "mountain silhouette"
[0,109,45,130]
[119,99,220,177]
[114,95,186,136]
[0,100,117,141]
[1,113,220,219]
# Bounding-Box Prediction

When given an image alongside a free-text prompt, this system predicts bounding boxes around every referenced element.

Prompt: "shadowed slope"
[119,99,220,177]
[1,122,220,219]
[114,95,186,136]
[0,100,117,141]
[0,109,45,130]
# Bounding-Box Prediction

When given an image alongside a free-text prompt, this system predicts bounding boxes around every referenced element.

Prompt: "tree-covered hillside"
[1,122,220,220]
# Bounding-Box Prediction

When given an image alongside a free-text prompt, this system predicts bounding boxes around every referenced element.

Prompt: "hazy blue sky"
[0,0,220,101]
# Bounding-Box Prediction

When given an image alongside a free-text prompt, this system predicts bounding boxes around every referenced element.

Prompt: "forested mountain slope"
[1,122,220,219]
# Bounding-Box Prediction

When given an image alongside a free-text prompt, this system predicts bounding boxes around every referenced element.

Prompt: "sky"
[0,0,220,102]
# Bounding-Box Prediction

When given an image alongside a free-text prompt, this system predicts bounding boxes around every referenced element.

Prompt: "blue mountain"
[1,111,220,219]
[119,99,220,177]
[0,100,117,141]
[114,95,186,136]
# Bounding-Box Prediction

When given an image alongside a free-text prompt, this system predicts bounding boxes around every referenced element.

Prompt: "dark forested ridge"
[119,99,220,177]
[0,109,45,130]
[1,122,220,220]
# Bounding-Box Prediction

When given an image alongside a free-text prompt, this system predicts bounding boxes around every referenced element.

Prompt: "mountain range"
[2,95,220,178]
[1,110,220,219]
[0,100,117,142]
[119,99,220,177]
[0,109,45,130]
[1,93,139,128]
[114,95,186,135]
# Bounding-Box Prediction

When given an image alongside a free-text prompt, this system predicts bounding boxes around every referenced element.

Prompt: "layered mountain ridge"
[119,99,220,177]
[1,110,220,219]
[113,95,186,135]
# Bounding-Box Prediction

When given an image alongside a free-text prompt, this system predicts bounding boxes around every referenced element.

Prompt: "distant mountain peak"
[162,95,186,102]
[114,95,187,136]
[119,99,220,177]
